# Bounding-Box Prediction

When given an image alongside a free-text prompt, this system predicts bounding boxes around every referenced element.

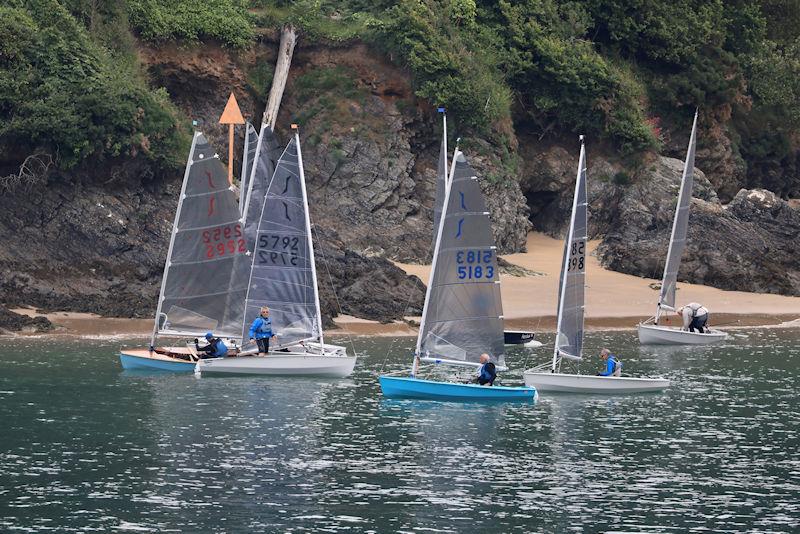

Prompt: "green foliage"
[0,0,188,170]
[372,0,511,132]
[128,0,254,47]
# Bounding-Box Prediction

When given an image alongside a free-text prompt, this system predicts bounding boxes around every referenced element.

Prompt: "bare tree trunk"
[262,24,297,131]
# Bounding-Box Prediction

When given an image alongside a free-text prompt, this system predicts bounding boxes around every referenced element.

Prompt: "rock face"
[598,157,800,296]
[0,306,51,333]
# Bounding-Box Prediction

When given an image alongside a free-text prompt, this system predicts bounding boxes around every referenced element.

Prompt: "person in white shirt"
[678,302,709,333]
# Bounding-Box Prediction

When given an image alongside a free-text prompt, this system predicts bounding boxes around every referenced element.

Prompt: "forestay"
[153,132,248,340]
[241,134,322,346]
[242,124,283,249]
[239,122,260,215]
[418,150,505,367]
[552,138,587,367]
[658,111,698,313]
[432,111,447,249]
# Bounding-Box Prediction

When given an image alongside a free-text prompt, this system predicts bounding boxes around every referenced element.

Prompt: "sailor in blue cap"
[194,332,228,359]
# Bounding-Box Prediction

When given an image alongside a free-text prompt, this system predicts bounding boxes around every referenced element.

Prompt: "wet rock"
[0,306,52,333]
[598,157,800,296]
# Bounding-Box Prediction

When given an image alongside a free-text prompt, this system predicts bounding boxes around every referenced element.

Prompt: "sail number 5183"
[456,249,495,280]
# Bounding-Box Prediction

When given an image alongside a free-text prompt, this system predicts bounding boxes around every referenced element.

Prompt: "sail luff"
[552,137,587,370]
[416,145,458,358]
[240,123,266,226]
[295,131,324,348]
[657,111,698,316]
[432,111,448,248]
[150,131,200,347]
[240,121,252,216]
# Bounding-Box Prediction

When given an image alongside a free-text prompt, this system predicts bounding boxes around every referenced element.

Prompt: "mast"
[551,136,586,372]
[295,126,325,350]
[150,131,200,350]
[414,143,459,376]
[240,121,251,216]
[655,110,698,323]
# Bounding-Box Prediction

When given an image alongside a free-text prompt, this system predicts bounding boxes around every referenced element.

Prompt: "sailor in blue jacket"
[195,332,228,359]
[249,306,278,355]
[475,353,497,386]
[597,348,622,376]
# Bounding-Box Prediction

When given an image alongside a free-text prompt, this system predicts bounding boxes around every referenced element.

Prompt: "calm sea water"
[0,329,798,533]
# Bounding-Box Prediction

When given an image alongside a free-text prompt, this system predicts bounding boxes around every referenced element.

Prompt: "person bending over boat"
[249,306,278,355]
[678,302,709,333]
[475,353,497,386]
[195,332,228,359]
[597,348,622,377]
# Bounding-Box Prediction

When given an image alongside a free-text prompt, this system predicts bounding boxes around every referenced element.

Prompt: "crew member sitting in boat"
[249,306,278,355]
[195,332,228,359]
[597,348,622,377]
[475,353,497,386]
[678,302,709,333]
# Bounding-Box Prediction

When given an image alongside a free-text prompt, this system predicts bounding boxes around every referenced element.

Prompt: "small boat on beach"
[638,111,726,345]
[379,138,536,402]
[524,137,669,394]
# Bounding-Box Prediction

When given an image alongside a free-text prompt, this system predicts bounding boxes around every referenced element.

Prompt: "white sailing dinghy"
[379,146,536,401]
[120,132,249,371]
[638,112,727,345]
[196,127,356,377]
[524,137,669,393]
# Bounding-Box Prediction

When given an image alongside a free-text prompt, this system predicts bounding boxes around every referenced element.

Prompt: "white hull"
[524,371,669,393]
[196,351,356,377]
[638,323,727,345]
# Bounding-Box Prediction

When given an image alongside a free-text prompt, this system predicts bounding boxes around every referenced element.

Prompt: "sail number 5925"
[456,249,495,280]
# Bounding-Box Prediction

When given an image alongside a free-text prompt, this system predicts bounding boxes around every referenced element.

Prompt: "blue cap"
[205,332,213,339]
[437,107,446,113]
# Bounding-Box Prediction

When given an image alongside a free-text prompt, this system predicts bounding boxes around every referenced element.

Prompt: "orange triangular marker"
[219,93,245,125]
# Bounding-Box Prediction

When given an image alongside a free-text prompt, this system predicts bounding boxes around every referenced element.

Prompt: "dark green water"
[0,329,798,533]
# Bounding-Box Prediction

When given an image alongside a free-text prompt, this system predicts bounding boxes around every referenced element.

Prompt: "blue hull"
[119,353,196,372]
[379,376,537,402]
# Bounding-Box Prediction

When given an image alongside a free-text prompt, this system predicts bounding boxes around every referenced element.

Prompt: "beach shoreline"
[4,232,798,339]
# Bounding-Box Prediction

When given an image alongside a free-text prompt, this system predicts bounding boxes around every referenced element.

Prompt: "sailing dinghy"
[120,132,248,371]
[431,110,539,348]
[379,146,536,401]
[524,137,669,394]
[638,112,727,345]
[196,127,356,377]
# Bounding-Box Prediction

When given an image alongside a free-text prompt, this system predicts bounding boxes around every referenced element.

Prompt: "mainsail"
[552,137,587,368]
[417,150,505,367]
[242,123,283,249]
[657,111,698,315]
[152,132,249,342]
[239,121,260,216]
[432,110,447,249]
[241,133,323,347]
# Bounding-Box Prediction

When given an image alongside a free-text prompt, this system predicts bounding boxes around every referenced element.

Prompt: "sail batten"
[152,132,249,342]
[658,111,699,314]
[418,150,505,367]
[552,139,587,370]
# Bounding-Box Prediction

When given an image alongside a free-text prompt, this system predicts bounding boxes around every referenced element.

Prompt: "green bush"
[128,0,254,47]
[0,0,188,170]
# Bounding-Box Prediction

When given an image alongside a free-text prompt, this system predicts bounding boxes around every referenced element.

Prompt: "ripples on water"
[0,330,798,532]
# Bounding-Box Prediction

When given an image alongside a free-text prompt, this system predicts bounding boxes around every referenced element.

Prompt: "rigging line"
[310,224,358,359]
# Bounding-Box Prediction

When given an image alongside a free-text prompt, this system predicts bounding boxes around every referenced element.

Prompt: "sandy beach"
[8,232,799,338]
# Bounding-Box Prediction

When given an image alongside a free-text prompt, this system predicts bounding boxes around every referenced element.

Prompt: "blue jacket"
[249,316,274,340]
[478,362,497,385]
[197,338,228,358]
[598,355,621,376]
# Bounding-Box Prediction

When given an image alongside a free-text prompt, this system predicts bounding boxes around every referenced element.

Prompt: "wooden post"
[219,92,245,185]
[262,24,297,131]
